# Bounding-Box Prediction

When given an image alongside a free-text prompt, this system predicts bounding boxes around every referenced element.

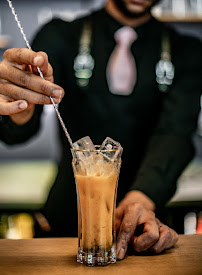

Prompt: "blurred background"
[0,0,202,238]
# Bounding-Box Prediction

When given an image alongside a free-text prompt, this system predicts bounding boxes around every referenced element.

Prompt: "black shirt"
[1,8,201,236]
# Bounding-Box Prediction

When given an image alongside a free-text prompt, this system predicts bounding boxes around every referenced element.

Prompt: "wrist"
[9,104,35,125]
[122,190,156,211]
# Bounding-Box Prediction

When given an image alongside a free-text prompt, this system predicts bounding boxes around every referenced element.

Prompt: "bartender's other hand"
[0,48,64,116]
[115,200,178,260]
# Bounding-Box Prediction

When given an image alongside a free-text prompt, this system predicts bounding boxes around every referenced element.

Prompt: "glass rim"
[71,145,121,153]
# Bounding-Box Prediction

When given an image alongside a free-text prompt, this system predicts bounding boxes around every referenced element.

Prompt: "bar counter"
[0,235,201,275]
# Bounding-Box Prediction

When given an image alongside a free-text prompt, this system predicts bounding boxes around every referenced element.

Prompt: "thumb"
[0,100,28,115]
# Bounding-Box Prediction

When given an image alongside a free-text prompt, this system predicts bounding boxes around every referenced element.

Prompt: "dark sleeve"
[129,34,202,208]
[0,105,43,145]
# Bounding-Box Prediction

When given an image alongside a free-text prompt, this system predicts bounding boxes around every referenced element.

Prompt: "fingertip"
[18,100,28,110]
[117,247,125,260]
[116,238,127,260]
[149,245,161,254]
[33,55,44,66]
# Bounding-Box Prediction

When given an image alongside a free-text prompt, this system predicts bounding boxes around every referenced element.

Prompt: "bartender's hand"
[115,191,179,260]
[0,48,64,124]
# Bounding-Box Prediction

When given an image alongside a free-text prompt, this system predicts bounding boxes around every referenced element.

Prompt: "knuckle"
[38,94,49,105]
[126,203,142,212]
[0,62,10,80]
[125,204,134,213]
[40,84,53,96]
[3,48,12,60]
[4,87,19,101]
[40,84,48,93]
[140,241,156,251]
[13,89,24,100]
[122,221,134,234]
[132,203,143,213]
[19,73,31,86]
[163,227,172,240]
[15,48,24,59]
[147,232,159,245]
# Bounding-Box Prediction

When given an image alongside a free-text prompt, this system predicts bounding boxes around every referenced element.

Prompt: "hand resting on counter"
[115,191,179,260]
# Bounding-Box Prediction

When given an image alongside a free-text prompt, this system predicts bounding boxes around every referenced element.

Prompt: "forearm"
[129,134,195,208]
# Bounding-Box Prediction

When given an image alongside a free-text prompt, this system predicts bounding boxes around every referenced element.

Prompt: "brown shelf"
[152,12,202,22]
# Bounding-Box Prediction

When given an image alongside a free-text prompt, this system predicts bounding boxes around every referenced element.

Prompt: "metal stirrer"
[7,0,74,149]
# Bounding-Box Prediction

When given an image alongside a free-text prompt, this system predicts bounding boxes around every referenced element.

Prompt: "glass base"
[77,245,116,266]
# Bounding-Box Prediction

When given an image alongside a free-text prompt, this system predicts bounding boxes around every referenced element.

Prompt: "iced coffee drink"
[71,136,122,266]
[76,169,118,251]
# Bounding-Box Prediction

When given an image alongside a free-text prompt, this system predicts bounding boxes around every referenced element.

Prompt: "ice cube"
[72,136,122,176]
[100,137,123,162]
[85,154,113,176]
[72,136,95,161]
[72,136,96,175]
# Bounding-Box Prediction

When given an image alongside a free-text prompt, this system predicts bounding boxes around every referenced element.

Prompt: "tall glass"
[71,145,122,266]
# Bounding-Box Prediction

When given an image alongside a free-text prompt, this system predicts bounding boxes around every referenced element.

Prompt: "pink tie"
[106,26,138,96]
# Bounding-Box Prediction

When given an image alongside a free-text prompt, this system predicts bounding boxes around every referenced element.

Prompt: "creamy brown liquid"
[76,173,118,251]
